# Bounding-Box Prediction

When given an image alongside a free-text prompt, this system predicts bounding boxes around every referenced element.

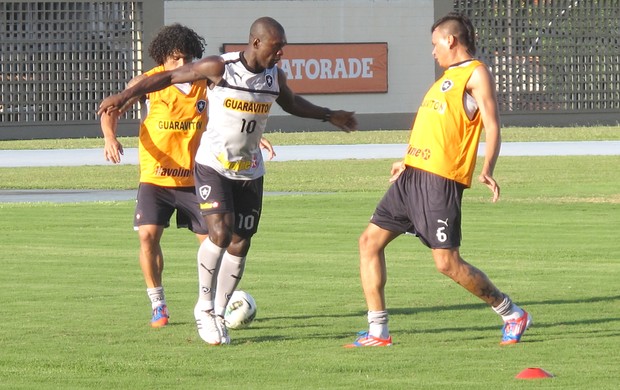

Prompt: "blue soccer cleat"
[500,310,531,345]
[150,305,169,328]
[344,331,392,348]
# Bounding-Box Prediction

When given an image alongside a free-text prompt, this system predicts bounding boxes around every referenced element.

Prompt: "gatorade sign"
[223,43,388,94]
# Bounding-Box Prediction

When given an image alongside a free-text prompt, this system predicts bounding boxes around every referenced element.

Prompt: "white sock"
[493,294,524,321]
[147,286,165,310]
[214,252,246,317]
[196,238,226,311]
[368,310,390,339]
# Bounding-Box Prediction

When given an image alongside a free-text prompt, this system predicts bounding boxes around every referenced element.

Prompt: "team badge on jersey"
[441,80,453,92]
[199,185,211,200]
[266,74,273,87]
[196,100,207,113]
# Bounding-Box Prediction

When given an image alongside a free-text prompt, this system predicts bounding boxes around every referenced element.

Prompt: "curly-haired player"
[100,24,274,328]
[148,23,206,66]
[100,23,209,328]
[99,17,355,344]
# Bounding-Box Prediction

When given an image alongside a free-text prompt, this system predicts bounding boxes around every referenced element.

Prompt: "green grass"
[1,132,619,388]
[1,125,619,149]
[1,156,620,196]
[1,189,619,389]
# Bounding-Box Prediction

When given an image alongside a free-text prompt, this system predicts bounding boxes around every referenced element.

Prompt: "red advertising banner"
[222,43,388,94]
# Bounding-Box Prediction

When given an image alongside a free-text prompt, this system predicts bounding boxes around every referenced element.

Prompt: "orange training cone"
[515,367,554,379]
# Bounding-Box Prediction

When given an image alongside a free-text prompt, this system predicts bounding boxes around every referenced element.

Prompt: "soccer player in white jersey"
[99,16,357,345]
[100,23,276,331]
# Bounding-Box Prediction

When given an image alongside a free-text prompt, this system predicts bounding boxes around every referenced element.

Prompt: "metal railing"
[0,1,143,130]
[454,0,620,119]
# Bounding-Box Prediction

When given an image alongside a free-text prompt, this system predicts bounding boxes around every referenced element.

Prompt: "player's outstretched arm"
[98,56,225,116]
[98,73,172,116]
[275,69,357,132]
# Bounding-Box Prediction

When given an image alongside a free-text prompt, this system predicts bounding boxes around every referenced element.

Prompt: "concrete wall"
[165,0,437,131]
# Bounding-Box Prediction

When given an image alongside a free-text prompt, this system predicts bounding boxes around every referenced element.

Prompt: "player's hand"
[389,160,405,183]
[97,93,139,116]
[104,137,124,164]
[478,173,500,202]
[328,110,357,133]
[98,74,147,116]
[260,137,276,160]
[98,94,124,116]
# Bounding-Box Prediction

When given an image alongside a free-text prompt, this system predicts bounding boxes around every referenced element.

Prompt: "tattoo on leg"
[466,265,503,303]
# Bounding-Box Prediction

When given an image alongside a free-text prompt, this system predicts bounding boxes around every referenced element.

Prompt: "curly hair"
[431,12,477,56]
[148,23,206,65]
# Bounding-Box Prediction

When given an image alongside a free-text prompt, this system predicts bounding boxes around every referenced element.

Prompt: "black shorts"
[371,167,465,249]
[194,163,263,238]
[134,182,209,235]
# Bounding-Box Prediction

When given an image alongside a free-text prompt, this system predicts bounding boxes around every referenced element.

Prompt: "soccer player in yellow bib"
[100,24,275,329]
[345,13,530,347]
[99,17,356,344]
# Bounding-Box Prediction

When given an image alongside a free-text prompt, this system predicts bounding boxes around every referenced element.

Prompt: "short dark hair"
[249,16,286,41]
[148,23,206,65]
[431,12,477,55]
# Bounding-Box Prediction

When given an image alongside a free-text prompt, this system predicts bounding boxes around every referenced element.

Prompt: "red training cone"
[515,367,554,379]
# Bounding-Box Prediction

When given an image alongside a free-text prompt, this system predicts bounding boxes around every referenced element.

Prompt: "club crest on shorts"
[199,185,211,200]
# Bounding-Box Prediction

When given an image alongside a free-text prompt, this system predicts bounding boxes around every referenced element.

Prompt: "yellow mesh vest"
[404,60,483,187]
[139,66,207,187]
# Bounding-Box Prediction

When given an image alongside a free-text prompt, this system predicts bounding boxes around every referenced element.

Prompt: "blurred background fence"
[1,0,618,140]
[455,0,620,124]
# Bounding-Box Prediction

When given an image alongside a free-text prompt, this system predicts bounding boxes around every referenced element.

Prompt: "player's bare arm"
[468,64,501,202]
[98,56,225,116]
[99,74,149,163]
[100,113,124,163]
[275,69,357,132]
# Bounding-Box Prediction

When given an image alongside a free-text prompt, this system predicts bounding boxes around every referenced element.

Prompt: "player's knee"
[204,218,233,247]
[432,250,459,276]
[207,228,232,247]
[138,227,160,246]
[228,237,251,257]
[358,230,380,256]
[434,260,453,275]
[358,231,370,252]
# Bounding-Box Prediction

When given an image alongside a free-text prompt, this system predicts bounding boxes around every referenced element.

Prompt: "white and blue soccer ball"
[224,290,257,329]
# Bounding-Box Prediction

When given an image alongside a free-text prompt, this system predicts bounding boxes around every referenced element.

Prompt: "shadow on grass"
[260,294,620,321]
[389,294,620,317]
[168,294,620,344]
[241,294,620,343]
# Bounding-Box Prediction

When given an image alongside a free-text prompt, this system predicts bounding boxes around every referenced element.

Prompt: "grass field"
[1,130,619,389]
[1,125,619,150]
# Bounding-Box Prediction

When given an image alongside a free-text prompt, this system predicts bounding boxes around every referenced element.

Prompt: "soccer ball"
[224,290,257,329]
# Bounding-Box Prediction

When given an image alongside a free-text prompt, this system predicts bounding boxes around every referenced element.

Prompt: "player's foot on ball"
[500,310,531,345]
[194,305,222,345]
[216,315,230,345]
[150,305,169,328]
[344,331,392,348]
